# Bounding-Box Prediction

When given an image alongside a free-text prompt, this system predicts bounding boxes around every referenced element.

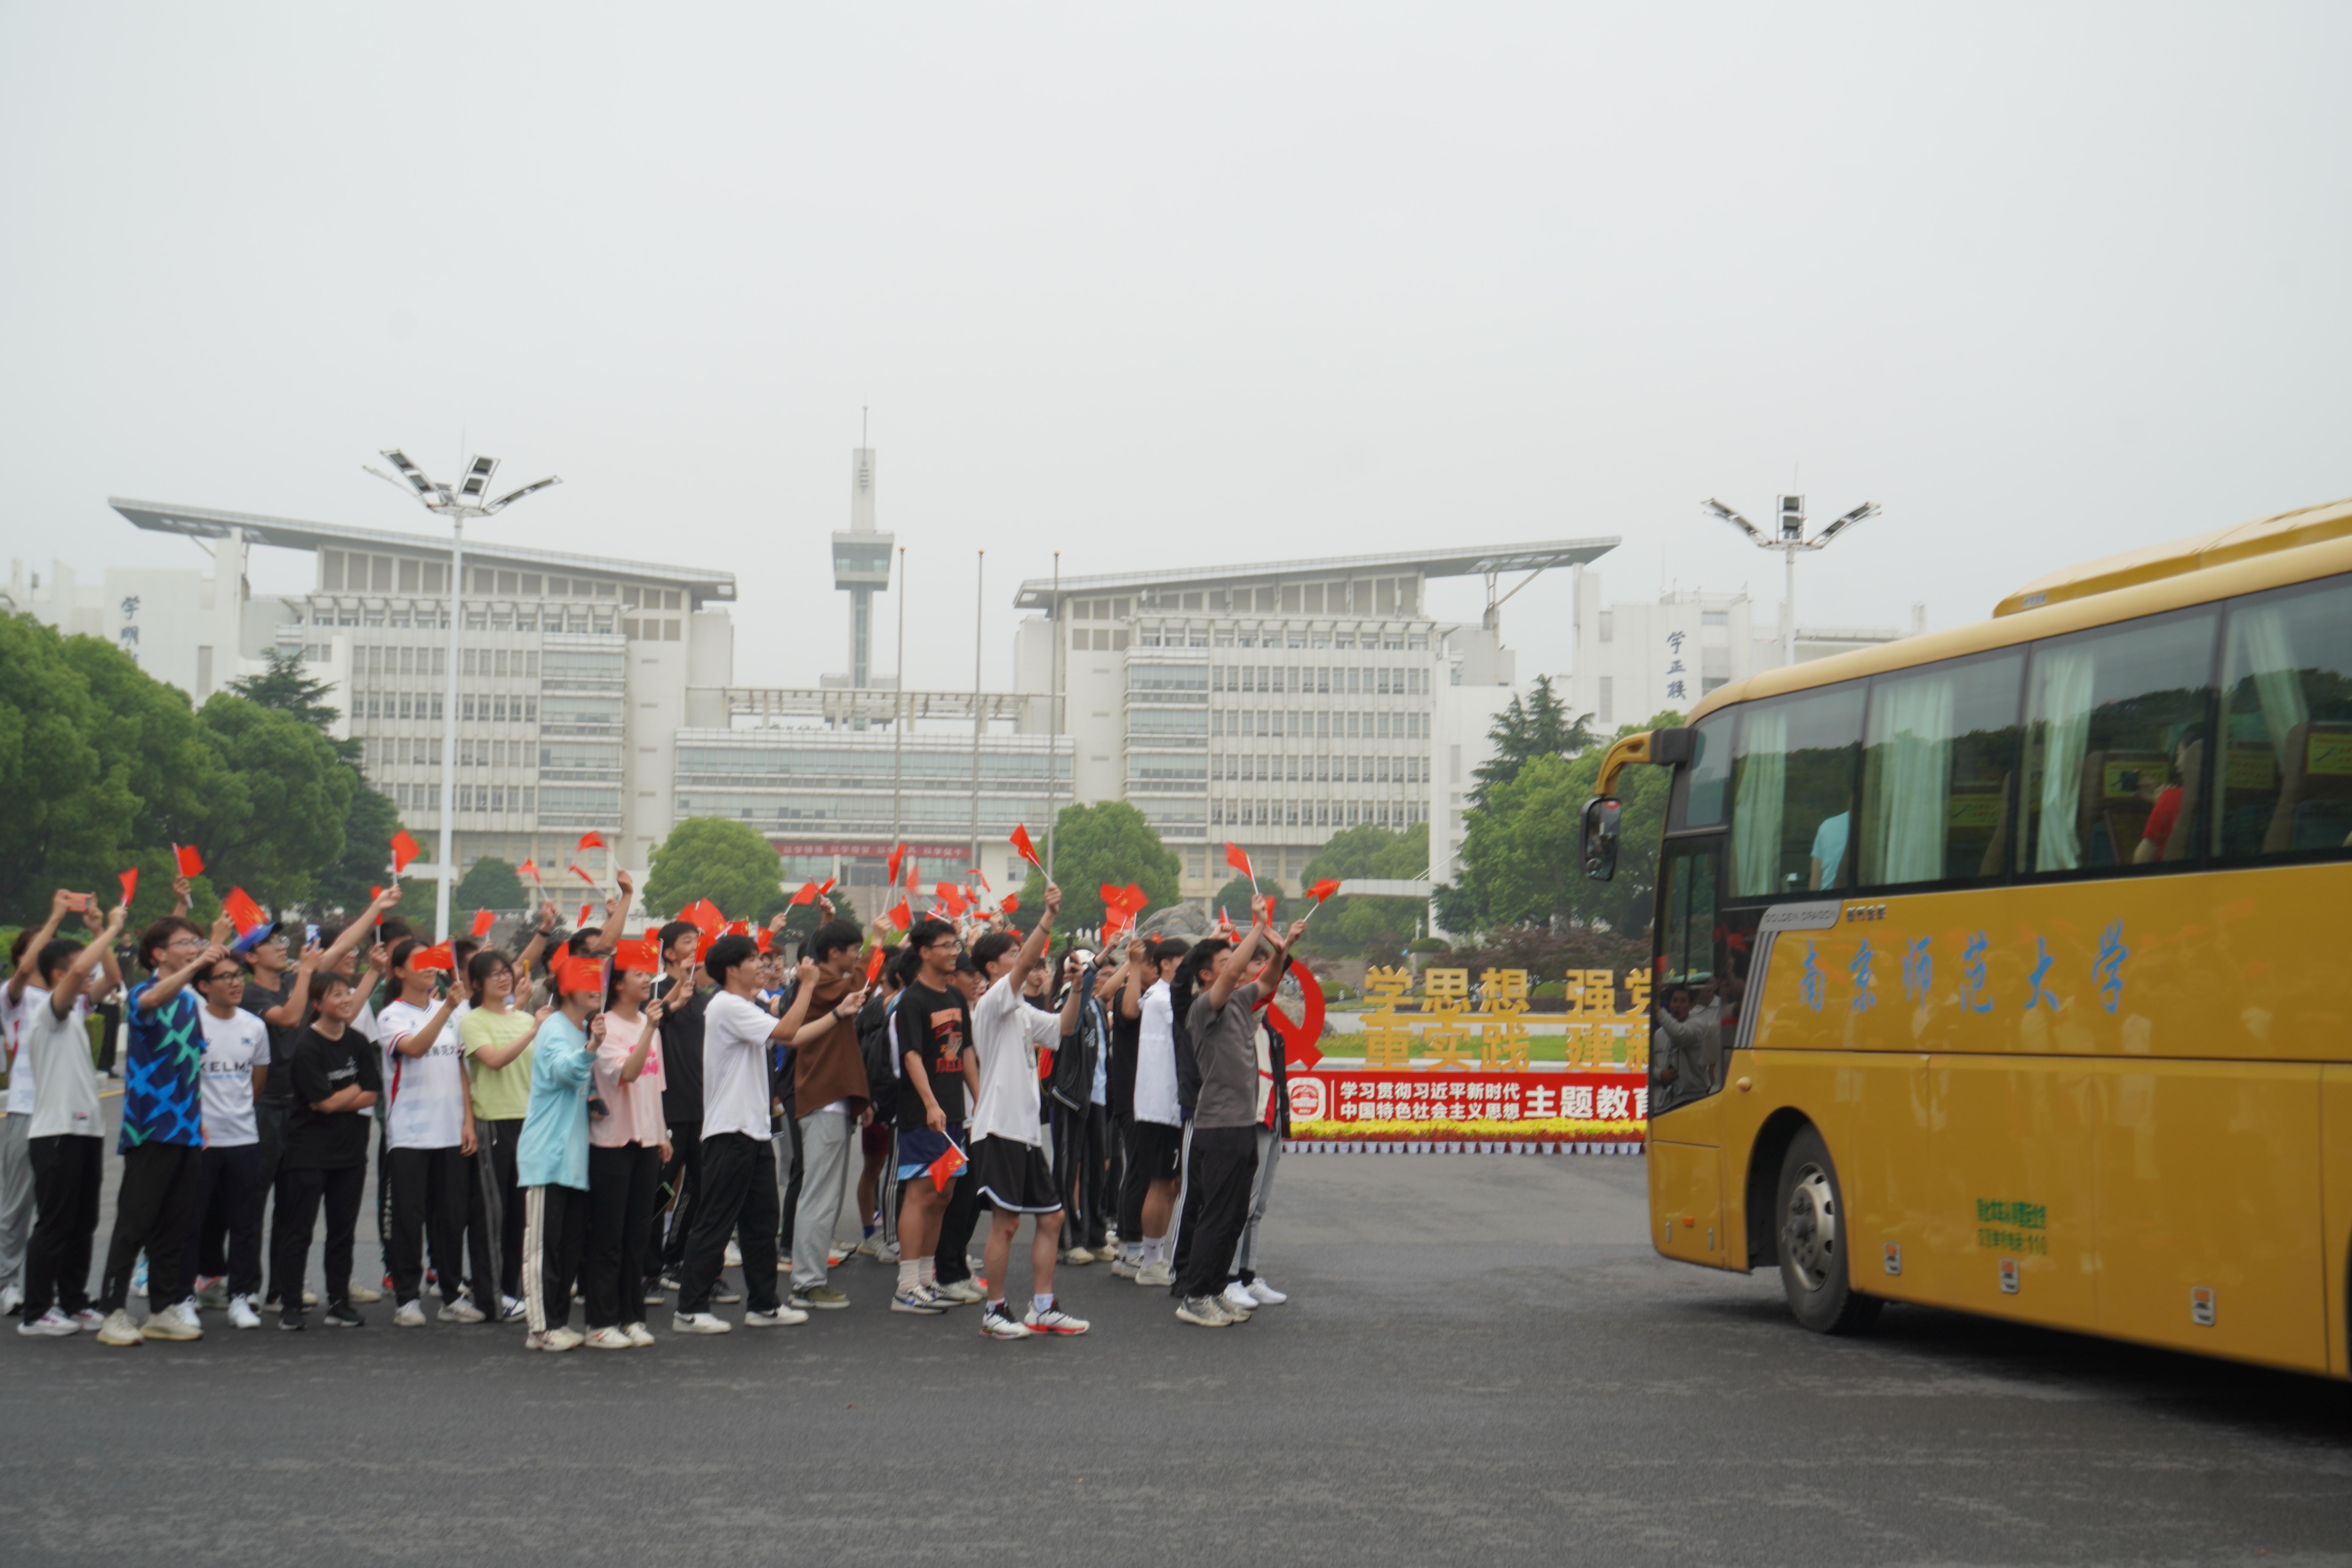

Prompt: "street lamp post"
[1704,494,1880,666]
[364,449,562,940]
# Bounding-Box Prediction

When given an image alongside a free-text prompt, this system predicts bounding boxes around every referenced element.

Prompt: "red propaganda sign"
[1284,1069,1646,1144]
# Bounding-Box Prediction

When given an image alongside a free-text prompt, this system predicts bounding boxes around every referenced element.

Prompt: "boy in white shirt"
[378,939,479,1326]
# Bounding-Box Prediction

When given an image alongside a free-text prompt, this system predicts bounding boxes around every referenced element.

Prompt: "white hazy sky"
[5,3,2347,699]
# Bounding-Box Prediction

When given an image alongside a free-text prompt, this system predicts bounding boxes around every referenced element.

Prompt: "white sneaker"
[1022,1300,1091,1335]
[891,1288,946,1315]
[539,1326,585,1352]
[501,1295,527,1323]
[228,1295,262,1330]
[1110,1254,1140,1279]
[743,1305,807,1328]
[345,1281,383,1304]
[673,1311,732,1335]
[623,1322,656,1347]
[932,1277,984,1305]
[723,1240,742,1268]
[140,1300,204,1341]
[1223,1279,1259,1315]
[71,1308,106,1331]
[873,1239,900,1263]
[1247,1278,1288,1305]
[1060,1246,1094,1266]
[1135,1260,1174,1288]
[439,1296,486,1324]
[978,1307,1033,1340]
[17,1308,80,1337]
[1174,1296,1230,1328]
[583,1326,634,1350]
[392,1300,427,1328]
[96,1309,145,1346]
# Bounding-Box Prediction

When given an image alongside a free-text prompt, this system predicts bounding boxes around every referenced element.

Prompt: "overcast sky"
[5,3,2346,700]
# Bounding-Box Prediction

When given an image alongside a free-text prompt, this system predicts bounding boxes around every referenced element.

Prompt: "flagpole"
[1046,550,1059,879]
[893,544,906,856]
[969,548,983,880]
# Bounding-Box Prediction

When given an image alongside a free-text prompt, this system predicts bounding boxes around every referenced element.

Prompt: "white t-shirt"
[3,984,51,1116]
[700,991,776,1143]
[378,998,468,1149]
[968,974,1062,1150]
[1133,979,1181,1127]
[196,1004,269,1148]
[24,992,101,1139]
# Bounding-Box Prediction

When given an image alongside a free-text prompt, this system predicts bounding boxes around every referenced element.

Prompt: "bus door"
[1650,836,1728,1264]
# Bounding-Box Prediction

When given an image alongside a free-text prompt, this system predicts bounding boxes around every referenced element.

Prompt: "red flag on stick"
[755,928,773,953]
[789,882,821,906]
[681,899,725,936]
[1223,842,1256,892]
[999,894,1019,914]
[1302,877,1343,924]
[390,831,421,874]
[553,956,605,996]
[935,883,967,917]
[865,945,887,983]
[612,937,659,973]
[577,831,606,851]
[1009,824,1044,872]
[470,909,496,937]
[117,868,139,908]
[817,877,836,896]
[174,844,205,878]
[886,844,905,887]
[925,1139,968,1193]
[518,859,542,884]
[577,902,595,929]
[568,863,596,887]
[887,899,911,931]
[223,886,268,937]
[410,941,455,972]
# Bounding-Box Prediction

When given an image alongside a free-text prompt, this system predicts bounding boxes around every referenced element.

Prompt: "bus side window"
[2215,575,2352,860]
[1855,651,2023,887]
[1727,684,1864,898]
[2020,609,2218,875]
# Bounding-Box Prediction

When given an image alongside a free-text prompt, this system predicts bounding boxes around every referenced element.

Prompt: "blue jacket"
[517,1011,594,1190]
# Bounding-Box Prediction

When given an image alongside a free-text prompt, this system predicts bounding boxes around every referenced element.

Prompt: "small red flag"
[818,877,836,896]
[1224,842,1253,881]
[999,894,1019,914]
[612,937,659,973]
[926,1139,968,1193]
[410,941,455,972]
[683,899,725,936]
[968,868,990,891]
[935,883,966,917]
[865,945,886,983]
[887,899,911,931]
[1009,824,1044,871]
[518,859,541,883]
[887,844,905,886]
[390,831,421,874]
[470,908,496,937]
[117,867,138,907]
[726,920,750,937]
[1308,878,1343,903]
[577,830,606,851]
[789,881,820,906]
[568,862,596,887]
[553,955,605,996]
[755,928,773,953]
[174,844,205,878]
[223,886,268,936]
[577,902,596,929]
[904,859,919,891]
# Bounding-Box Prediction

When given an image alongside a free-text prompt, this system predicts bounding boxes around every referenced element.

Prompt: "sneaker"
[978,1307,1033,1340]
[194,1276,230,1310]
[584,1326,634,1350]
[872,1239,900,1264]
[712,1284,742,1305]
[1023,1300,1091,1335]
[933,1278,984,1305]
[1060,1247,1094,1267]
[501,1295,527,1323]
[1222,1280,1259,1317]
[96,1309,145,1346]
[643,1285,667,1306]
[229,1295,262,1331]
[439,1296,486,1324]
[71,1308,106,1331]
[142,1302,204,1341]
[17,1308,80,1337]
[301,1289,320,1307]
[673,1311,733,1335]
[346,1282,383,1305]
[723,1240,742,1268]
[1092,1243,1118,1263]
[539,1327,585,1352]
[522,1330,546,1351]
[1175,1295,1231,1327]
[657,1273,684,1293]
[322,1304,367,1328]
[623,1322,656,1347]
[392,1300,427,1328]
[278,1310,306,1332]
[132,1258,148,1298]
[890,1289,947,1315]
[1135,1260,1174,1288]
[827,1243,852,1267]
[1110,1254,1140,1279]
[743,1305,807,1328]
[795,1285,851,1310]
[854,1233,884,1259]
[1247,1278,1289,1306]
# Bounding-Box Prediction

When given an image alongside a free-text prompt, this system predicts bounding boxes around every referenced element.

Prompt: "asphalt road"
[4,1132,2351,1566]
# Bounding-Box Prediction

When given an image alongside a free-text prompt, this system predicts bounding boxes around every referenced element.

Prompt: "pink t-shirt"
[590,1011,668,1149]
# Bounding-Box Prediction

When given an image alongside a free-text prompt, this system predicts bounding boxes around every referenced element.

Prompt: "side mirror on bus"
[1582,796,1621,882]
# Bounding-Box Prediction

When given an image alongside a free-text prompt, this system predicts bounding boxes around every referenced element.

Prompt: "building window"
[1598,676,1614,726]
[1703,610,1729,628]
[1599,611,1614,643]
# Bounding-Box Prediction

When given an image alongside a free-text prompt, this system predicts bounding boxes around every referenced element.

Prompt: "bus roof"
[1686,493,2352,726]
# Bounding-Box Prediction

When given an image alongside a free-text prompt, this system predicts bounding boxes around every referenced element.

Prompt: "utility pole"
[1046,550,1060,877]
[969,550,983,877]
[1705,493,1880,666]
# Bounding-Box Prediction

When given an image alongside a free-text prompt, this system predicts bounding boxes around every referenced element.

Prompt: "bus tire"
[1775,1125,1881,1336]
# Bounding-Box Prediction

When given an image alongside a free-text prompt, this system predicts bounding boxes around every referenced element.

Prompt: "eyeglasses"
[922,940,959,955]
[202,970,244,986]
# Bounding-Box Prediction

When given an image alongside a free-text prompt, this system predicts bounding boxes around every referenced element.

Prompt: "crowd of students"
[0,870,1304,1349]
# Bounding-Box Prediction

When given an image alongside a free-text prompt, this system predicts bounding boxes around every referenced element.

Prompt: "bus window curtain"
[1731,708,1787,897]
[2029,647,2096,872]
[2233,605,2309,764]
[1863,672,1955,885]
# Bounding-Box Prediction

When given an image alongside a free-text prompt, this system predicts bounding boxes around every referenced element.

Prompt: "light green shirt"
[459,1008,536,1121]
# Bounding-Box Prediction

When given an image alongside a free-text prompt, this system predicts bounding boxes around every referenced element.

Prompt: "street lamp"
[1705,494,1880,666]
[363,448,563,940]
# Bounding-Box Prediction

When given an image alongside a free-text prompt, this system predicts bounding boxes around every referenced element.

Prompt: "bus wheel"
[1775,1126,1882,1336]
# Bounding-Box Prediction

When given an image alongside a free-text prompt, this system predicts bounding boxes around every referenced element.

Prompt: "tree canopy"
[1013,801,1182,934]
[1300,821,1429,954]
[452,856,530,913]
[1469,674,1597,810]
[644,816,785,923]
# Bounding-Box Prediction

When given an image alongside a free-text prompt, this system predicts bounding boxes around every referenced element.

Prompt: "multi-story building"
[1009,541,1617,899]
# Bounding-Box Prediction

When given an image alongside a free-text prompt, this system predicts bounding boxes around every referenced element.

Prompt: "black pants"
[934,1154,986,1285]
[386,1144,468,1307]
[182,1143,263,1302]
[523,1184,589,1334]
[1052,1104,1110,1250]
[1118,1120,1160,1243]
[584,1143,663,1329]
[1172,1125,1258,1300]
[1103,1112,1127,1236]
[678,1133,779,1315]
[468,1119,524,1306]
[100,1141,199,1313]
[255,1098,294,1303]
[271,1163,365,1310]
[23,1135,103,1318]
[651,1119,701,1277]
[776,1112,805,1253]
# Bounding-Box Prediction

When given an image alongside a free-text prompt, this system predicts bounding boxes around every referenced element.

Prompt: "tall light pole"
[364,449,562,940]
[969,550,983,877]
[1705,494,1880,666]
[892,544,906,854]
[1045,550,1060,877]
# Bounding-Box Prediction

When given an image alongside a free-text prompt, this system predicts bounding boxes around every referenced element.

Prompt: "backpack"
[859,993,899,1110]
[1047,972,1099,1113]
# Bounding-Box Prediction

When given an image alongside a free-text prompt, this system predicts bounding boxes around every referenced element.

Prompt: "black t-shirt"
[653,976,707,1124]
[283,1024,382,1170]
[1108,1007,1141,1121]
[892,980,971,1132]
[240,973,298,1103]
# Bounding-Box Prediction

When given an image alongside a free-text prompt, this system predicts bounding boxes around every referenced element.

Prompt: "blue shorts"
[896,1124,968,1182]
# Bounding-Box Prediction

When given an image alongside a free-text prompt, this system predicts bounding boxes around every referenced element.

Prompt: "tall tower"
[831,436,893,693]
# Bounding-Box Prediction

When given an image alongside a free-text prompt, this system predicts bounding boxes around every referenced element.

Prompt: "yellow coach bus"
[1582,496,2352,1377]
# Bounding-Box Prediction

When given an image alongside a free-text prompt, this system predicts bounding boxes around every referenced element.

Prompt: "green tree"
[311,783,405,918]
[644,816,784,923]
[1441,710,1680,937]
[227,648,359,764]
[452,856,529,913]
[191,692,354,910]
[1469,674,1597,810]
[1013,801,1182,933]
[1301,821,1430,953]
[59,633,224,864]
[1207,874,1266,924]
[773,888,860,945]
[0,615,138,921]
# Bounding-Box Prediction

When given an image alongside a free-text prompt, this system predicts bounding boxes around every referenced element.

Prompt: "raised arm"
[1206,898,1271,1013]
[1002,882,1061,996]
[1120,936,1148,1020]
[142,939,226,1015]
[9,890,78,1005]
[48,907,128,1018]
[596,870,634,951]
